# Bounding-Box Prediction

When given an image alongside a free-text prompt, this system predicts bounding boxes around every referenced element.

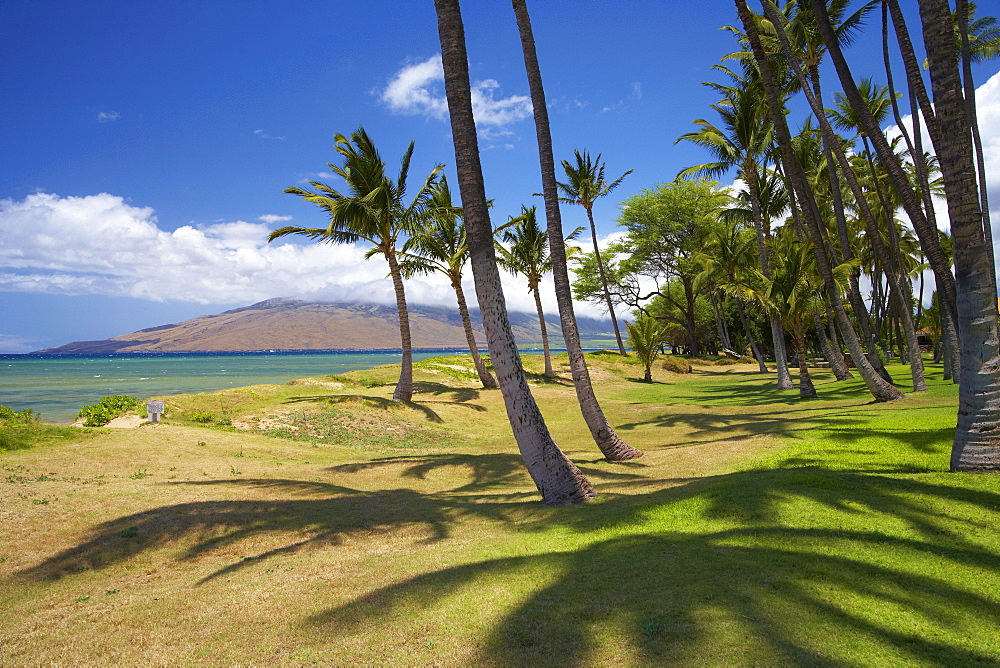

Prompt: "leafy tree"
[274,127,441,403]
[736,0,902,402]
[614,177,729,356]
[434,0,595,503]
[400,176,498,389]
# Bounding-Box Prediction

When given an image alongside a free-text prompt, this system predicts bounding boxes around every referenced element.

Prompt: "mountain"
[33,299,620,354]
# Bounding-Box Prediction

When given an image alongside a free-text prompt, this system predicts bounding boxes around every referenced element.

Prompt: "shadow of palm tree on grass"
[303,468,1000,664]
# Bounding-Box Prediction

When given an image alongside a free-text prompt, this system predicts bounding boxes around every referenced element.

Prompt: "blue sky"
[2,1,998,353]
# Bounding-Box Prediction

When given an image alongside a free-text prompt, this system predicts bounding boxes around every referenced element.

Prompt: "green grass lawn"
[1,355,997,665]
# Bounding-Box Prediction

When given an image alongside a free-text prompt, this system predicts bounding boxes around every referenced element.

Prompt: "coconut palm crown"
[271,126,442,402]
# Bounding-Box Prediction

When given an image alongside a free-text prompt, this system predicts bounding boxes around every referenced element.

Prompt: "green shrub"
[189,412,216,424]
[0,404,39,425]
[78,395,140,427]
[661,357,693,374]
[715,357,744,366]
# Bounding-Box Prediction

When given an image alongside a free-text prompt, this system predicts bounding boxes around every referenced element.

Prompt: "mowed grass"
[1,354,998,665]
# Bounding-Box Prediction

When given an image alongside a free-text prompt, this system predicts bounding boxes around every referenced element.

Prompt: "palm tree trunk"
[530,282,555,378]
[435,0,596,502]
[584,206,627,355]
[385,249,414,403]
[956,0,997,294]
[738,0,903,402]
[880,0,962,339]
[763,0,927,393]
[736,300,769,373]
[511,0,643,462]
[747,169,794,389]
[453,280,498,389]
[793,330,817,399]
[920,0,1000,471]
[824,301,854,380]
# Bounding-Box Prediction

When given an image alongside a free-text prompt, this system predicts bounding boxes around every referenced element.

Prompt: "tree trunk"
[385,249,414,403]
[747,166,794,389]
[737,300,769,373]
[585,206,627,355]
[793,330,817,399]
[454,279,498,389]
[530,281,555,378]
[512,0,643,461]
[920,0,1000,471]
[883,0,961,337]
[764,0,927,392]
[824,301,854,380]
[737,0,903,402]
[435,0,596,502]
[956,0,998,297]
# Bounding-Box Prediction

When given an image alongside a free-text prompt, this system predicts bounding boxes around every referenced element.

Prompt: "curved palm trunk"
[864,0,962,347]
[920,0,1000,471]
[512,0,642,461]
[737,300,769,373]
[738,0,902,402]
[822,302,854,381]
[763,0,927,392]
[435,0,594,503]
[813,311,851,381]
[792,330,817,399]
[747,172,794,389]
[530,281,555,378]
[584,206,627,355]
[385,250,414,403]
[453,280,498,389]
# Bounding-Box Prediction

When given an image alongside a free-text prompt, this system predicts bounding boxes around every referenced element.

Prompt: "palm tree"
[626,313,666,383]
[512,0,644,462]
[273,127,440,403]
[761,230,852,399]
[496,205,567,378]
[676,68,795,390]
[737,0,903,402]
[556,150,633,356]
[919,0,1000,471]
[695,212,770,373]
[434,0,596,503]
[400,176,498,389]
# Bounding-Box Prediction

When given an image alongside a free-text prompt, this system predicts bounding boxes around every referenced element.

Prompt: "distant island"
[33,298,620,354]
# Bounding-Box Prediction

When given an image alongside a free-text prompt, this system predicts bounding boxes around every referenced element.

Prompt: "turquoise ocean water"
[0,351,463,424]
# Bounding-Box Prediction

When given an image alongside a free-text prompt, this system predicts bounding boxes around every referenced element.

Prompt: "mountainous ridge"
[33,299,619,354]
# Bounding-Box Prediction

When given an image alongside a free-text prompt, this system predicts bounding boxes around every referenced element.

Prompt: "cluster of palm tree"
[673,0,998,470]
[276,0,999,501]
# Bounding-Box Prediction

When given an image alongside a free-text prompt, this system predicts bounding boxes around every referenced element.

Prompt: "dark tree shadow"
[284,393,448,424]
[303,469,1000,664]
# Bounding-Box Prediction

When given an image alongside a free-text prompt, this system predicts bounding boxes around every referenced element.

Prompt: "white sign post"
[146,400,165,423]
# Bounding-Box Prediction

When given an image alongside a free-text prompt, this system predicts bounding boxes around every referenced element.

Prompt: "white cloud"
[0,192,601,319]
[380,54,532,131]
[97,111,120,123]
[253,128,285,140]
[259,214,292,224]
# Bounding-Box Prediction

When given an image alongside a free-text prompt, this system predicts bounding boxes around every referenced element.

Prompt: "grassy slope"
[0,354,997,665]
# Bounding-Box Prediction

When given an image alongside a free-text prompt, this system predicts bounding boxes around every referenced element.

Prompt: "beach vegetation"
[77,395,141,427]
